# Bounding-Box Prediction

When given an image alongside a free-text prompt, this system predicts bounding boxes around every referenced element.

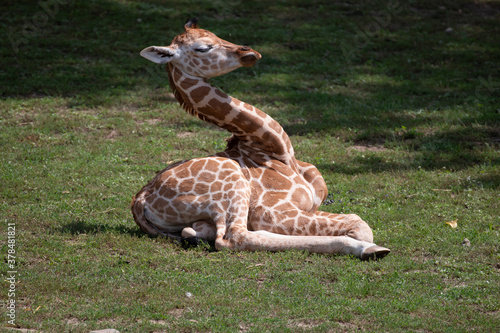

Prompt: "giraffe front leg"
[247,206,390,259]
[250,206,375,242]
[211,207,389,259]
[228,229,387,259]
[222,206,388,258]
[315,211,374,243]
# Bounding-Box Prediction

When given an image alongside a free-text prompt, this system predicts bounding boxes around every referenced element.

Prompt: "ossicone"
[185,17,199,30]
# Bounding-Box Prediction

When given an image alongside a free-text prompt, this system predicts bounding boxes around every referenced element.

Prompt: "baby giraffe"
[131,18,390,260]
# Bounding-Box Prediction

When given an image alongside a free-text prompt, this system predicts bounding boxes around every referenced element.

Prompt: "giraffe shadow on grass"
[58,219,214,250]
[59,219,143,237]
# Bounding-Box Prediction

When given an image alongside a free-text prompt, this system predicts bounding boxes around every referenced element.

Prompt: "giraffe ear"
[140,46,175,64]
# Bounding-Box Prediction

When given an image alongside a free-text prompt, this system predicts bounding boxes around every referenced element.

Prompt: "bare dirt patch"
[347,145,387,152]
[66,316,86,327]
[136,118,163,125]
[167,308,185,319]
[106,130,120,141]
[288,319,322,329]
[145,118,162,125]
[337,321,359,331]
[176,131,195,138]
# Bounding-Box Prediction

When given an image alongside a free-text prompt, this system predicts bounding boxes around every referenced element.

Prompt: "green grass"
[1,0,499,332]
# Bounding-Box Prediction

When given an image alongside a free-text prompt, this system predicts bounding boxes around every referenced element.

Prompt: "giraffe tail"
[130,191,160,235]
[131,190,187,243]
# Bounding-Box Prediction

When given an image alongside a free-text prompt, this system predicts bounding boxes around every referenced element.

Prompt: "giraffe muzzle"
[239,51,262,67]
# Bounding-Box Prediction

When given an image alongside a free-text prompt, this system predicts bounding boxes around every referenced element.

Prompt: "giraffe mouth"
[240,52,261,67]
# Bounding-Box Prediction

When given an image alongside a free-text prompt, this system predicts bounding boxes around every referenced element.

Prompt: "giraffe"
[131,18,390,260]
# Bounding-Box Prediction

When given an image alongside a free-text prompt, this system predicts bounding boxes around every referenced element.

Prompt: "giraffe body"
[131,19,390,260]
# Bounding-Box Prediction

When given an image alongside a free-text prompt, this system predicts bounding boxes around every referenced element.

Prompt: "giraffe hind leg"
[181,221,217,241]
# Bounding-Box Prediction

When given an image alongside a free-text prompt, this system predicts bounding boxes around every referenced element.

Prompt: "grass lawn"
[1,0,499,332]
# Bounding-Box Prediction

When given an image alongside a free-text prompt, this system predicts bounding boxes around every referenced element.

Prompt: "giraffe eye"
[194,45,213,53]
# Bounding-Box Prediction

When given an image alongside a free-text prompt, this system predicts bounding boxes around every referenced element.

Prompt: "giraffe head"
[140,18,261,78]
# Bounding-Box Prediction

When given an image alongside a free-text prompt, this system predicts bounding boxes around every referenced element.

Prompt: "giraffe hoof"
[181,236,200,248]
[361,245,391,261]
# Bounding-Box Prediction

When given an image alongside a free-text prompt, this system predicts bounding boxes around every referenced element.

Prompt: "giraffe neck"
[167,64,298,168]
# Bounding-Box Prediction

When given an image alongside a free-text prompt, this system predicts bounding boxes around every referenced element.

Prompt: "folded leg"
[249,205,375,242]
[225,228,389,260]
[181,221,216,240]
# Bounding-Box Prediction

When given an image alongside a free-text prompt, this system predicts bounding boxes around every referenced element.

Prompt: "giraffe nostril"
[240,46,251,51]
